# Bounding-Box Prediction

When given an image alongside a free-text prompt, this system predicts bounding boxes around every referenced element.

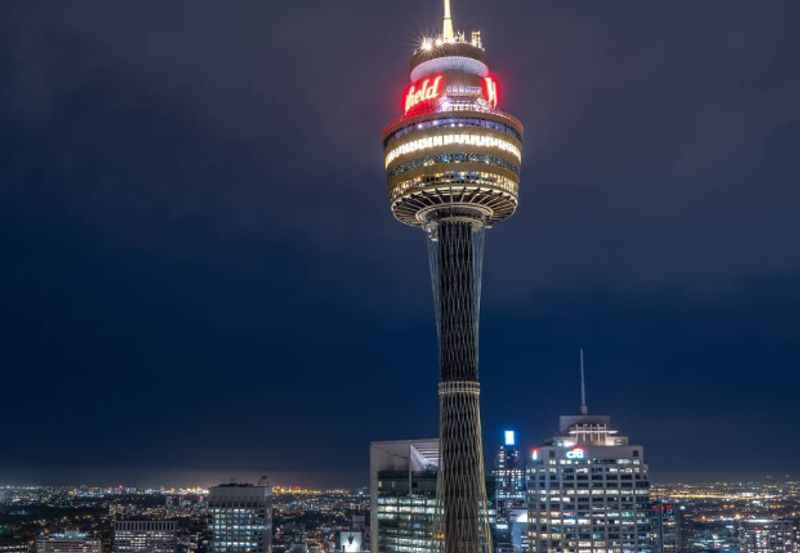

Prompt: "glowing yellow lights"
[385,133,521,167]
[391,172,519,199]
[417,28,483,53]
[270,486,351,496]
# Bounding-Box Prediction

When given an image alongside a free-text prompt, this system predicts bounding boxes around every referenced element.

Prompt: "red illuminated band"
[404,75,444,114]
[402,74,501,115]
[483,76,498,109]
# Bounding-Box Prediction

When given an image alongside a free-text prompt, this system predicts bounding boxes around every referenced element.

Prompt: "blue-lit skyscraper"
[492,431,527,553]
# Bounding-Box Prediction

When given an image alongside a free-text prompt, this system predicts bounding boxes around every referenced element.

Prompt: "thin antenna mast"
[443,0,455,40]
[580,348,588,415]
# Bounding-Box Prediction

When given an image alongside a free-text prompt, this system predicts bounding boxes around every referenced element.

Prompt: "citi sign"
[566,447,585,460]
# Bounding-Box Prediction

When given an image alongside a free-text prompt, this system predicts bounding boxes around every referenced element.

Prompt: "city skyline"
[2,0,799,489]
[2,480,798,553]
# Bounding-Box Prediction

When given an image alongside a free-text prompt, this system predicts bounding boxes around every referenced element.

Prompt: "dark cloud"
[1,0,798,486]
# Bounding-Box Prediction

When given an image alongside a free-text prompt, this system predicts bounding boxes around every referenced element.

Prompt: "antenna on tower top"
[580,348,588,415]
[443,0,455,40]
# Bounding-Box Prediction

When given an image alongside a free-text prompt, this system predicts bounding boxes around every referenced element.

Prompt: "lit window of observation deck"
[385,133,521,167]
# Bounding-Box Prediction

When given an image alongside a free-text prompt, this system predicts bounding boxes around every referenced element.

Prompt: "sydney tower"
[381,2,524,553]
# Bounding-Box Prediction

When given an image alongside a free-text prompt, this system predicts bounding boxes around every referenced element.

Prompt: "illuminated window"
[385,133,521,167]
[387,152,519,177]
[385,117,522,146]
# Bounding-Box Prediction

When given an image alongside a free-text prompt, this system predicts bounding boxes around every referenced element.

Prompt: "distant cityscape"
[1,376,799,553]
[2,420,798,553]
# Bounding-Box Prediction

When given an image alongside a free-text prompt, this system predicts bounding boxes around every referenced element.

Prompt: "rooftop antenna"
[580,348,588,415]
[443,0,455,40]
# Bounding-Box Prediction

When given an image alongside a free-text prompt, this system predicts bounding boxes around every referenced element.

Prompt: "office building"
[492,431,527,553]
[527,353,651,553]
[36,533,101,553]
[370,439,440,553]
[738,519,795,553]
[209,481,272,553]
[650,503,680,553]
[380,0,524,552]
[113,521,177,553]
[371,439,499,553]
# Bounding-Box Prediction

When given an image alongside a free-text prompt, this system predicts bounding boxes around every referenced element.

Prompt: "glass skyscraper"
[209,482,272,553]
[370,440,440,553]
[370,439,497,553]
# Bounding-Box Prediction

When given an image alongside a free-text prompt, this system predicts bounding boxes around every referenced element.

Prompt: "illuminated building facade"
[738,519,796,553]
[650,503,679,553]
[492,431,527,553]
[113,521,177,553]
[527,357,651,553]
[209,482,272,553]
[370,440,440,553]
[0,540,31,553]
[686,523,736,553]
[381,2,524,553]
[36,533,101,553]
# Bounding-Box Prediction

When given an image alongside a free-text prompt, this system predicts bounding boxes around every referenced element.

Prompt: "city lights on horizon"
[0,483,356,497]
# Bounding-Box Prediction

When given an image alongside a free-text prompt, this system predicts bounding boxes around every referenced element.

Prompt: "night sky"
[2,0,799,488]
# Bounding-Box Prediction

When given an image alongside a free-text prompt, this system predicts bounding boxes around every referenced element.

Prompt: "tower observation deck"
[381,3,524,553]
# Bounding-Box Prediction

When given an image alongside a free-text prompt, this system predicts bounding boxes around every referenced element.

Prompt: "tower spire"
[443,0,455,40]
[580,348,588,415]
